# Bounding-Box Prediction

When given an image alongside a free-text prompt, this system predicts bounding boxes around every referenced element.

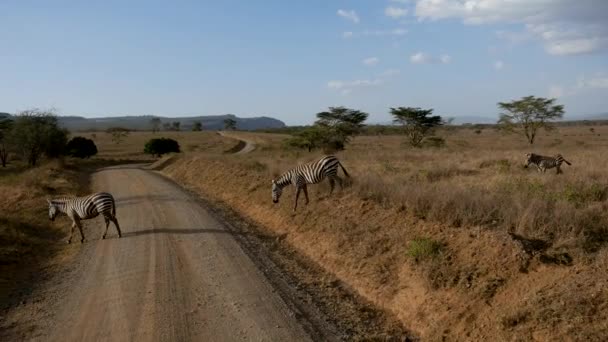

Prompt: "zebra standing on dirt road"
[271,155,350,211]
[524,153,572,174]
[47,192,122,244]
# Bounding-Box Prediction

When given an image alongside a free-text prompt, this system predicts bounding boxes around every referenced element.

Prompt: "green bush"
[144,138,180,157]
[66,136,98,159]
[407,238,441,260]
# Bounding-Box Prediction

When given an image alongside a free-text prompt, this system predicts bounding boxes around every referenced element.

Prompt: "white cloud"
[337,9,360,23]
[549,85,565,98]
[327,79,382,90]
[577,75,608,89]
[410,52,450,64]
[410,52,431,64]
[346,29,407,38]
[385,6,408,19]
[363,57,379,66]
[363,28,408,36]
[415,0,608,55]
[494,60,504,70]
[390,0,410,3]
[379,69,401,77]
[547,74,608,98]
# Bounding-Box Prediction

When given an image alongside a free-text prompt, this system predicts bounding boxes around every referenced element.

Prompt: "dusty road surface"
[2,165,312,341]
[218,131,256,154]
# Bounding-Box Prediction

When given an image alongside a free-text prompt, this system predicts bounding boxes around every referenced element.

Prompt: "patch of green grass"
[407,237,441,260]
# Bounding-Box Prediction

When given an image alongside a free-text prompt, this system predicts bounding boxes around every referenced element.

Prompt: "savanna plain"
[2,126,608,341]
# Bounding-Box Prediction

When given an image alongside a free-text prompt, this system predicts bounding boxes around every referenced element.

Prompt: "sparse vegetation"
[390,107,443,147]
[106,127,130,145]
[223,118,237,130]
[6,109,68,166]
[150,117,161,133]
[285,106,368,152]
[407,238,441,260]
[497,96,564,144]
[192,121,203,131]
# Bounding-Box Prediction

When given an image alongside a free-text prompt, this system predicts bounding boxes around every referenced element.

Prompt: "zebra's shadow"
[121,228,247,238]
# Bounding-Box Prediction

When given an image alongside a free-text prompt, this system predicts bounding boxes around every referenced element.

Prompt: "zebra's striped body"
[272,155,350,211]
[525,153,571,174]
[47,192,122,243]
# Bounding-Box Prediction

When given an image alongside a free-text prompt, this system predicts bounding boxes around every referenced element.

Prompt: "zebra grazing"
[524,153,572,174]
[47,192,122,244]
[272,155,350,211]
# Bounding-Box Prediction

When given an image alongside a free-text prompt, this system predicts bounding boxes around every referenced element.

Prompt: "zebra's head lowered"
[271,180,282,204]
[524,153,535,168]
[47,199,59,221]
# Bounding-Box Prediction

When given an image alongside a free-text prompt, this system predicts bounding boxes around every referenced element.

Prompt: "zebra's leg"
[75,218,85,243]
[294,186,301,211]
[328,178,335,195]
[67,222,76,244]
[556,165,562,174]
[102,217,110,239]
[335,175,344,190]
[302,184,310,205]
[111,216,122,238]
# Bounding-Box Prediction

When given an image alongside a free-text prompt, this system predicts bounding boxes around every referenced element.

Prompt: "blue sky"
[1,0,607,125]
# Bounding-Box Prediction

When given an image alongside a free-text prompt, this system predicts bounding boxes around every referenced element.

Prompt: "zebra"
[524,153,571,174]
[47,192,122,244]
[271,155,350,211]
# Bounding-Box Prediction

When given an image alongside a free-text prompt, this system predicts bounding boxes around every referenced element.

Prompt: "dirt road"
[3,165,312,341]
[217,131,256,154]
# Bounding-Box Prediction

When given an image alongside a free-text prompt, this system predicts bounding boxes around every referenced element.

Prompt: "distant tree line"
[0,109,102,167]
[282,95,566,151]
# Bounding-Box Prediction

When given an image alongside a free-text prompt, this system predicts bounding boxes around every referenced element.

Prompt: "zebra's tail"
[112,198,117,218]
[339,161,350,178]
[563,158,572,166]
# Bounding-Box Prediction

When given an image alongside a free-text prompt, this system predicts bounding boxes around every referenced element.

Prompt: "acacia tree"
[497,96,564,144]
[390,107,443,147]
[223,118,237,130]
[106,127,130,145]
[171,121,181,131]
[150,117,161,133]
[7,109,68,166]
[192,121,203,131]
[285,106,368,152]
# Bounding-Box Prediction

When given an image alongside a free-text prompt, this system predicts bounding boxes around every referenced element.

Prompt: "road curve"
[26,165,311,341]
[218,131,256,154]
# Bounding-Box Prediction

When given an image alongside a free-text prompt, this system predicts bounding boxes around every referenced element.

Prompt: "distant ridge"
[0,113,286,131]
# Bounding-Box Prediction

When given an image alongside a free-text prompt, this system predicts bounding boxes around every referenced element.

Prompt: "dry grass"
[75,131,236,160]
[156,124,608,340]
[0,159,92,304]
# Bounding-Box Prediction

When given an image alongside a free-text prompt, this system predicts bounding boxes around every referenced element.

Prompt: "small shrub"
[423,136,446,148]
[66,136,98,159]
[479,159,511,171]
[144,138,180,157]
[407,238,441,260]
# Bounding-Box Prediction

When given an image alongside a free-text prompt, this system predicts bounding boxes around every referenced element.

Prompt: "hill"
[0,113,285,131]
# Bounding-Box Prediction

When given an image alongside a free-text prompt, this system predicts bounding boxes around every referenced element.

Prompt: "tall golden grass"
[156,124,608,340]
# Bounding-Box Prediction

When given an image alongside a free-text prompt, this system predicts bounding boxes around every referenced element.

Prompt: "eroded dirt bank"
[160,154,608,341]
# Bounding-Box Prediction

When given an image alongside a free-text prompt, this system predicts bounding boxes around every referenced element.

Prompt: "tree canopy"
[144,138,180,157]
[390,107,443,147]
[285,106,368,152]
[497,95,564,144]
[66,137,98,159]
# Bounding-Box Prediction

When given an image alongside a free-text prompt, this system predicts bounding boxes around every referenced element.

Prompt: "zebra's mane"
[50,195,77,204]
[274,171,294,188]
